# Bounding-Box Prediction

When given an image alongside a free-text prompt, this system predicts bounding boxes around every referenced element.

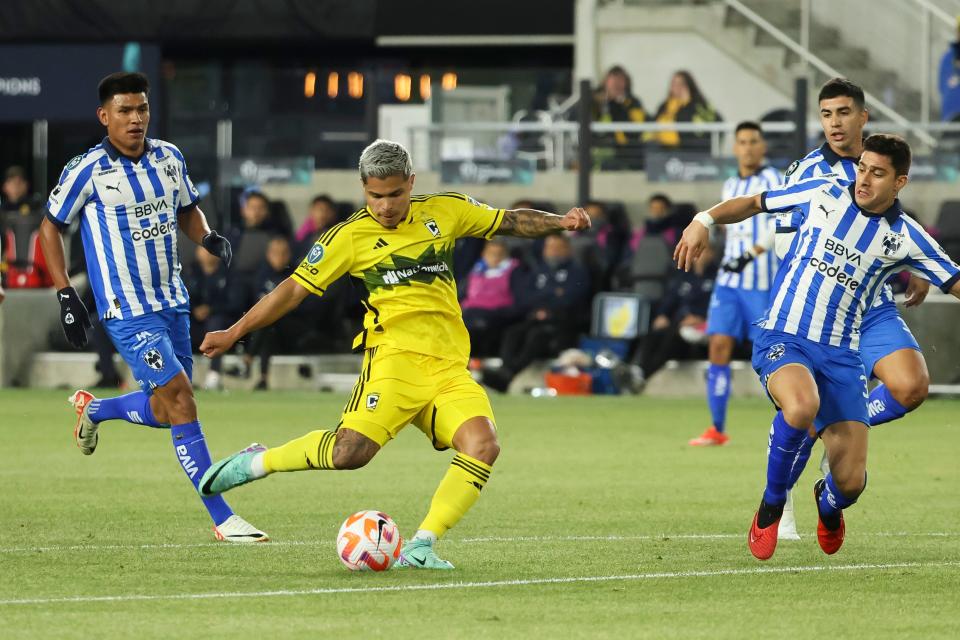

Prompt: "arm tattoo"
[497,208,565,238]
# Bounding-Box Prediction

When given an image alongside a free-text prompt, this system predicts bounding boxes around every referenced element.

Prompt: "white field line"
[1,531,957,555]
[1,561,959,606]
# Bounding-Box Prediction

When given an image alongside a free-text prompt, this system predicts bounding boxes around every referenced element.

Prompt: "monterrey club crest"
[164,163,178,181]
[881,231,904,257]
[767,343,786,361]
[143,348,165,371]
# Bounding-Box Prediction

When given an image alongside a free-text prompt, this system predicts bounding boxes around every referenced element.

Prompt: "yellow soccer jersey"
[292,192,505,363]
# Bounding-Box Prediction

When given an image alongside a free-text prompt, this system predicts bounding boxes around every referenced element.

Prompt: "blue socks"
[171,421,234,526]
[867,384,909,426]
[88,391,164,427]
[818,472,863,518]
[786,433,817,491]
[706,364,731,432]
[763,412,809,506]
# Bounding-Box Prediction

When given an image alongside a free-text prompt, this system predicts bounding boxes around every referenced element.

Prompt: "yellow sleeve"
[291,226,355,296]
[452,193,505,240]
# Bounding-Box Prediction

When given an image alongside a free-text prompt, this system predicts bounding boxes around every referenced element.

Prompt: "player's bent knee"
[331,429,379,470]
[889,375,929,411]
[780,401,818,429]
[452,418,500,465]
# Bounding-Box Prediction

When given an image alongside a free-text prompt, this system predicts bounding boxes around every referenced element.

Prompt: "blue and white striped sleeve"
[45,155,95,228]
[760,177,830,215]
[902,219,960,293]
[168,144,201,212]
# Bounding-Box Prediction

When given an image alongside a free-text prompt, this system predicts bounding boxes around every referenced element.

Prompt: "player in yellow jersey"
[198,139,590,568]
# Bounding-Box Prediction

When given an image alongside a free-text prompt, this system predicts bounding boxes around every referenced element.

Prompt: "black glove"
[57,286,92,349]
[721,251,755,274]
[202,231,232,268]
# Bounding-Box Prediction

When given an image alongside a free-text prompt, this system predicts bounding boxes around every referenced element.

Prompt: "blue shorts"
[706,285,769,343]
[752,329,869,432]
[858,300,921,378]
[104,306,193,395]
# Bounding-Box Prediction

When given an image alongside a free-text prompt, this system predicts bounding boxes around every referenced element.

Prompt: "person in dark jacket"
[939,18,960,122]
[186,245,243,390]
[618,243,719,392]
[646,70,720,151]
[592,65,647,170]
[482,233,591,392]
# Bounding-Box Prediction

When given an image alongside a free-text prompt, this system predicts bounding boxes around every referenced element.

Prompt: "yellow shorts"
[338,346,496,449]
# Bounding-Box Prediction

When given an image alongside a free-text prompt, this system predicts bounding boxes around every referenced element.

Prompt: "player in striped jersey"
[776,79,933,540]
[675,134,960,560]
[690,122,781,447]
[38,72,266,542]
[196,140,590,569]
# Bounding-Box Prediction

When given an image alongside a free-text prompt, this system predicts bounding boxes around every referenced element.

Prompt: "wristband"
[693,211,715,228]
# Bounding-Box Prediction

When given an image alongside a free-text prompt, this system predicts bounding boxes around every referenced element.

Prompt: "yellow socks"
[262,429,336,472]
[418,453,493,539]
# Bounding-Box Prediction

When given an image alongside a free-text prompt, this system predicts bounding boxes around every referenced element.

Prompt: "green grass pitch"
[2,389,959,639]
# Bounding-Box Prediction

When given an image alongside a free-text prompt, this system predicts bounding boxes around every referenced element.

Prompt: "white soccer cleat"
[69,390,99,455]
[213,515,270,543]
[778,490,801,541]
[203,370,223,391]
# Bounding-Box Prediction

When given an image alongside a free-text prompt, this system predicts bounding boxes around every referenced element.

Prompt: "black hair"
[98,72,149,105]
[734,121,763,136]
[649,193,672,208]
[603,65,633,96]
[311,194,335,208]
[672,70,706,106]
[244,190,270,206]
[863,134,912,176]
[818,77,865,110]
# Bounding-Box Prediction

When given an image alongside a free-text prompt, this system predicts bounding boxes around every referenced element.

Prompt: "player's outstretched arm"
[674,194,764,272]
[200,277,310,357]
[496,207,591,237]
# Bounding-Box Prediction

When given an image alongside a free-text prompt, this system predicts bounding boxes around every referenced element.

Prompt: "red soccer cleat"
[748,510,780,560]
[68,389,99,455]
[814,479,846,555]
[689,426,730,446]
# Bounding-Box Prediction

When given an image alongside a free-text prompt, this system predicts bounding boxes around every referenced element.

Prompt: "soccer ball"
[336,510,403,571]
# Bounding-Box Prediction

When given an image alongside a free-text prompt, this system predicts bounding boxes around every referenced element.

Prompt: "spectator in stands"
[641,193,693,249]
[616,243,718,393]
[186,245,241,390]
[592,65,647,170]
[244,236,326,390]
[646,70,720,151]
[579,200,632,288]
[939,17,960,122]
[482,233,590,392]
[1,166,52,288]
[294,194,339,248]
[461,239,524,357]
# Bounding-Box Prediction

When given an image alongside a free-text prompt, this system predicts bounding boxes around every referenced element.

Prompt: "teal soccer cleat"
[198,443,267,496]
[396,538,455,570]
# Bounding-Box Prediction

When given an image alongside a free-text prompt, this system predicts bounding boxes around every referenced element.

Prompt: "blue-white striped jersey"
[777,142,898,308]
[759,177,960,350]
[46,137,200,320]
[716,165,781,290]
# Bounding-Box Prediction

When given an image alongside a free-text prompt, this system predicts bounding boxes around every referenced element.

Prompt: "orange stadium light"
[304,71,316,98]
[395,73,412,102]
[347,71,364,99]
[419,74,431,100]
[441,72,457,91]
[327,71,339,98]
